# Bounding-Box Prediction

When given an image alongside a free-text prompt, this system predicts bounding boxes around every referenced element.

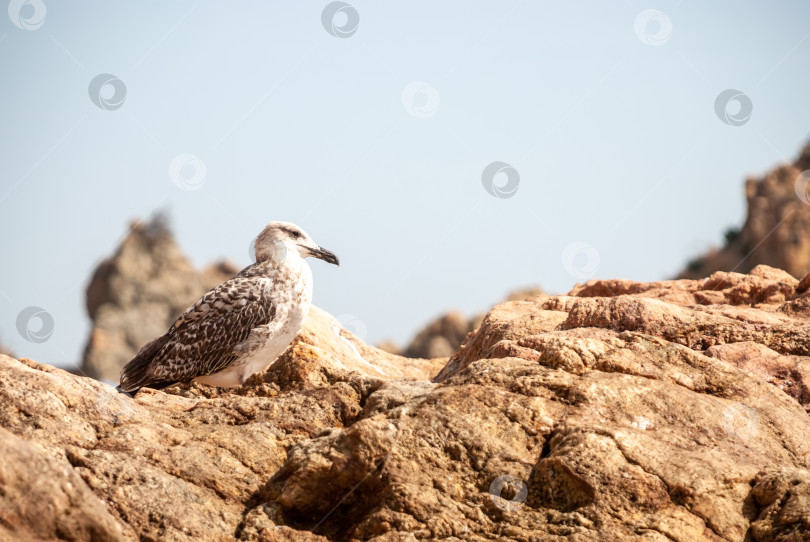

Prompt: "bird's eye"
[291,230,301,239]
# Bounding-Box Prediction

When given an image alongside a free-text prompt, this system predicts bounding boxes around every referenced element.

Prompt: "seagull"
[117,221,339,394]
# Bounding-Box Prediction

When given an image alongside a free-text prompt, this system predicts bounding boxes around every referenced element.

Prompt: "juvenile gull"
[118,222,339,394]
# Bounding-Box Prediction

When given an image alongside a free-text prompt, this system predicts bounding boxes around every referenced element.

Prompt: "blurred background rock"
[75,141,810,381]
[79,211,542,378]
[679,143,810,279]
[81,214,238,381]
[3,2,810,379]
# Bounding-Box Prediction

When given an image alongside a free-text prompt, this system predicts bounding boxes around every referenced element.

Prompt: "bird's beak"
[309,246,340,266]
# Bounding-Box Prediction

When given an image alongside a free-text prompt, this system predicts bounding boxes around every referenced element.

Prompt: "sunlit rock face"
[2,265,810,540]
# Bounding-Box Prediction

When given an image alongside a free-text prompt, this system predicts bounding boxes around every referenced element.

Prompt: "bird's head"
[253,221,339,266]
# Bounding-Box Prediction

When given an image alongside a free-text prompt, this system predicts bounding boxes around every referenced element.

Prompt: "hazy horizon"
[2,1,810,370]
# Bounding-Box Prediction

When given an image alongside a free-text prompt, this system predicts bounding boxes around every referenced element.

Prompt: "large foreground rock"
[3,266,810,540]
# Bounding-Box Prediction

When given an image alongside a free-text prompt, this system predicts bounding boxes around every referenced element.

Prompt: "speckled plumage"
[118,222,338,393]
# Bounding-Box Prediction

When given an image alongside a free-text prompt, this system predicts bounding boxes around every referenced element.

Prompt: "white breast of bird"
[194,258,314,388]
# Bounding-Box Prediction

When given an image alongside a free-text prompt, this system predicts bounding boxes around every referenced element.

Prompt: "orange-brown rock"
[3,267,810,540]
[81,215,239,381]
[679,142,810,279]
[402,311,474,359]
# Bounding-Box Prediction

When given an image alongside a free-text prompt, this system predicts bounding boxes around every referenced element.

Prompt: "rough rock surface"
[4,266,810,541]
[679,142,810,279]
[81,215,239,381]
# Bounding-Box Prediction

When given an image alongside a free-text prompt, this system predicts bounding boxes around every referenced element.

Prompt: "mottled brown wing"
[119,276,276,391]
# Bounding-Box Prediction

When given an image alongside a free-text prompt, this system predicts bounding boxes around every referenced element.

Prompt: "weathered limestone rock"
[3,266,810,541]
[0,427,125,542]
[403,310,473,359]
[81,215,239,381]
[679,142,810,280]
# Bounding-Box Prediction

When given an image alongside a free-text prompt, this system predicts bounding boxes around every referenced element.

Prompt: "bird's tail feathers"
[118,334,170,393]
[115,385,134,398]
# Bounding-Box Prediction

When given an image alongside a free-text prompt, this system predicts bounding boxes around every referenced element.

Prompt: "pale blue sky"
[1,1,809,370]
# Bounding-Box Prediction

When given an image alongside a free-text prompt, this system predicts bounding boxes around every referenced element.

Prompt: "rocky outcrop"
[401,311,476,359]
[81,213,536,374]
[679,142,810,279]
[394,288,543,359]
[3,266,810,540]
[81,215,239,381]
